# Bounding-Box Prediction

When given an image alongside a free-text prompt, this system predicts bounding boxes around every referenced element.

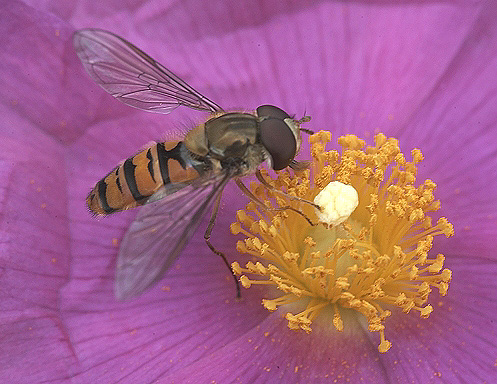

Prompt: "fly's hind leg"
[204,189,241,298]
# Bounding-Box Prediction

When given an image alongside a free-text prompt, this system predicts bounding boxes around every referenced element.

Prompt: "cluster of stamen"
[231,131,454,352]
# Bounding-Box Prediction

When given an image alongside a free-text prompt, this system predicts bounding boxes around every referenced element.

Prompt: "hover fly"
[73,29,313,300]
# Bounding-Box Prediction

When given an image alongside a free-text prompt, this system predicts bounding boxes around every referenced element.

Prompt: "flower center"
[231,131,454,353]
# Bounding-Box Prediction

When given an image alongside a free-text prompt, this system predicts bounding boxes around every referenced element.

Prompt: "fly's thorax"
[204,113,258,160]
[184,123,209,157]
[240,143,268,175]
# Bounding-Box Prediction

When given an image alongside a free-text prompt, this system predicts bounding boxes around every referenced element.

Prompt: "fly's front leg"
[235,178,318,226]
[204,189,241,298]
[255,169,321,210]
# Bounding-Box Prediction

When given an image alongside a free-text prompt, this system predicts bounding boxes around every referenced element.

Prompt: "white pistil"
[314,181,359,226]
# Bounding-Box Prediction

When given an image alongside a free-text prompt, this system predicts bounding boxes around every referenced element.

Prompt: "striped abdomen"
[87,141,200,215]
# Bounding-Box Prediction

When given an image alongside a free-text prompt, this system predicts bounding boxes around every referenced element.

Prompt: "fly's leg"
[235,178,318,226]
[255,169,321,210]
[204,189,241,298]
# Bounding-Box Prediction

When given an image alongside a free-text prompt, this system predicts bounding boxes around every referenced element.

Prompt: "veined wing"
[115,171,231,300]
[73,29,224,114]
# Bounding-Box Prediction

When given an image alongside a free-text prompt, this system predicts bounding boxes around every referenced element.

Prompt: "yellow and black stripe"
[87,141,200,215]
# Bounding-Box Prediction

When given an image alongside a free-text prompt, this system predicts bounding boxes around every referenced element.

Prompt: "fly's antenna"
[298,114,312,134]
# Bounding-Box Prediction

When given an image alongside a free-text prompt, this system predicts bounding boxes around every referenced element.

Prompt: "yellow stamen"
[231,131,453,353]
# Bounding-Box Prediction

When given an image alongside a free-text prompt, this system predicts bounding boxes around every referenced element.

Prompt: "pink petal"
[0,104,74,381]
[23,1,482,134]
[162,312,387,383]
[375,255,497,382]
[0,1,132,144]
[397,1,497,259]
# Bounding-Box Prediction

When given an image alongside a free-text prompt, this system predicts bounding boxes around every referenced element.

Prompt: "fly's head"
[256,105,311,171]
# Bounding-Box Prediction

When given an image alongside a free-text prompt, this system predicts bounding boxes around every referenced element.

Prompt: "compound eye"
[259,117,296,171]
[256,105,290,120]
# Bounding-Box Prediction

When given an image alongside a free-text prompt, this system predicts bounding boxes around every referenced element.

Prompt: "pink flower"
[1,0,496,382]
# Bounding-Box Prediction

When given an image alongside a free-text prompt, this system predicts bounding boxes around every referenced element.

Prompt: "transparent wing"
[73,29,224,114]
[115,171,231,300]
